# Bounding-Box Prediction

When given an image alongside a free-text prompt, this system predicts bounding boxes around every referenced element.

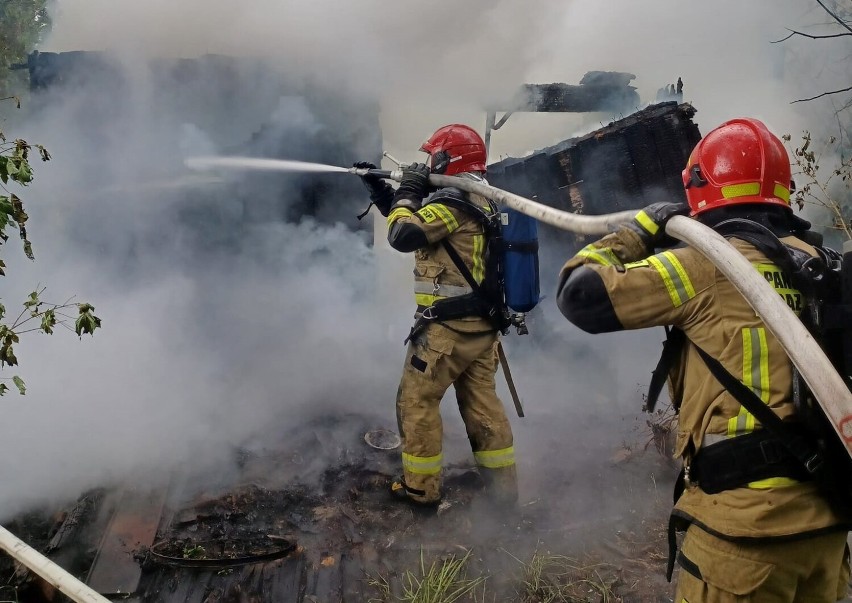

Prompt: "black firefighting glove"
[392,163,431,207]
[624,201,689,250]
[354,161,395,217]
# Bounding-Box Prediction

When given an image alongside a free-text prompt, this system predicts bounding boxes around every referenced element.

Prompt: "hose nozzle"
[348,167,401,182]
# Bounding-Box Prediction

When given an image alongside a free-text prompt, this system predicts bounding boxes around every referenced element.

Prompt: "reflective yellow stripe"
[756,328,770,402]
[773,183,790,203]
[428,203,459,232]
[471,234,485,283]
[728,328,769,437]
[662,251,696,298]
[748,477,799,489]
[647,252,695,307]
[634,210,659,235]
[721,182,760,199]
[624,259,650,270]
[719,181,789,203]
[413,282,472,297]
[473,446,515,469]
[577,245,621,267]
[648,256,679,305]
[402,452,442,475]
[415,292,446,307]
[731,331,755,435]
[741,327,770,404]
[388,207,414,225]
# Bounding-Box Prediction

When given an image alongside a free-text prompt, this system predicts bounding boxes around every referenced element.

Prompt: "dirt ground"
[1,412,683,602]
[6,408,849,602]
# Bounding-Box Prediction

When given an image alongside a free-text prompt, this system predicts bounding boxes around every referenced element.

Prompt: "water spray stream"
[185,156,635,234]
[184,155,852,452]
[185,156,350,174]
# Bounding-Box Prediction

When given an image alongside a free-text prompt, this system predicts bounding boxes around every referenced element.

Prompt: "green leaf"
[5,158,18,179]
[14,159,33,184]
[75,304,102,337]
[0,384,7,396]
[23,290,40,309]
[10,195,33,259]
[0,156,7,184]
[40,308,55,334]
[12,376,25,395]
[1,341,18,367]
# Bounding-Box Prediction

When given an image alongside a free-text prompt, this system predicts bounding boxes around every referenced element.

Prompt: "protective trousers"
[675,526,850,602]
[395,322,517,505]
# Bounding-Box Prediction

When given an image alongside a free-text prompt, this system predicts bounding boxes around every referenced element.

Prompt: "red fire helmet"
[420,124,487,176]
[682,117,792,216]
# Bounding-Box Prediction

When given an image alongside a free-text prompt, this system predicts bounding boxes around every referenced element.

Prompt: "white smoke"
[0,0,848,525]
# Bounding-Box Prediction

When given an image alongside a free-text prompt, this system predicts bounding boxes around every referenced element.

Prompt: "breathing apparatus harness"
[404,187,523,344]
[644,218,851,580]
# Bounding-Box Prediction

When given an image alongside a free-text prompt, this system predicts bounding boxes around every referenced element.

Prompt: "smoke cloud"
[0,0,847,530]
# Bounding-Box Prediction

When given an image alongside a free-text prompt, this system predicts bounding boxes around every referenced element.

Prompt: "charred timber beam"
[498,83,640,114]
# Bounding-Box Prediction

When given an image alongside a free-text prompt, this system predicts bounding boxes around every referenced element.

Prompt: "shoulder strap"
[692,342,823,474]
[714,218,826,298]
[646,327,686,413]
[431,186,497,294]
[441,239,484,297]
[428,187,497,226]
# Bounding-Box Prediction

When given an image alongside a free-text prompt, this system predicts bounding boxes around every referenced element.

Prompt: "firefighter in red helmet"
[354,124,518,510]
[419,124,488,176]
[556,117,851,601]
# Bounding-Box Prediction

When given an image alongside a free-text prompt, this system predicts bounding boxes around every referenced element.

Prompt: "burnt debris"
[488,102,701,218]
[497,72,640,115]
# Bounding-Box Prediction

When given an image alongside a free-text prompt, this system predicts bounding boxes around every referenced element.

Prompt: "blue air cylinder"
[501,207,540,313]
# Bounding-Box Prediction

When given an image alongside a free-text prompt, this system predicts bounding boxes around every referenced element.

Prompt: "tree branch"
[771,28,851,42]
[791,84,852,103]
[816,0,852,35]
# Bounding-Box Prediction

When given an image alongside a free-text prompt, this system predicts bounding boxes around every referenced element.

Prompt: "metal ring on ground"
[364,429,401,450]
[148,536,296,568]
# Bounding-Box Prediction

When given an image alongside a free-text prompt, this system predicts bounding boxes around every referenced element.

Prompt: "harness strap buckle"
[804,453,824,474]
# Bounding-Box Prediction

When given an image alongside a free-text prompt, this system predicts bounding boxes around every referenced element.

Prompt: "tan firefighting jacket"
[557,226,848,540]
[387,184,496,333]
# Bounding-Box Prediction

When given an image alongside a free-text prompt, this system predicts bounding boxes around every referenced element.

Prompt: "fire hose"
[0,525,110,603]
[351,167,852,458]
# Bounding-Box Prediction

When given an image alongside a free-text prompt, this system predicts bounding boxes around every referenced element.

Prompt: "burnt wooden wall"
[488,102,702,218]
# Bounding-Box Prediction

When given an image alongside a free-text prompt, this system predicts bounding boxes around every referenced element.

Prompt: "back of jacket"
[388,187,496,333]
[556,227,847,539]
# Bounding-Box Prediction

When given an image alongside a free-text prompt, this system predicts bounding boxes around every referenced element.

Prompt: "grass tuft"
[509,550,620,603]
[367,548,487,603]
